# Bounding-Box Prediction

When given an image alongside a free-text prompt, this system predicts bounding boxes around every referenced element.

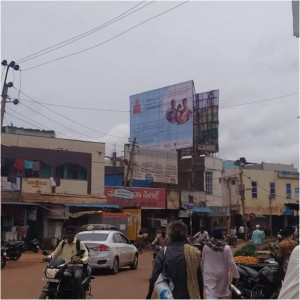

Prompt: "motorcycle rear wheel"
[10,251,22,261]
[1,254,7,269]
[38,291,49,299]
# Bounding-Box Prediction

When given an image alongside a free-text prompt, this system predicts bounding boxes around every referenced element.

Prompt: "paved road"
[1,249,154,299]
[1,240,248,299]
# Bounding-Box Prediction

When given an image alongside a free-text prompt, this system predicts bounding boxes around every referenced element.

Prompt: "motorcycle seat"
[239,265,259,279]
[7,241,24,247]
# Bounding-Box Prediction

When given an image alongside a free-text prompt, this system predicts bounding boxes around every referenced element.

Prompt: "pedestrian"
[238,225,245,240]
[251,225,265,248]
[193,226,210,243]
[277,227,297,272]
[278,245,299,299]
[201,227,239,299]
[151,228,168,247]
[146,220,204,299]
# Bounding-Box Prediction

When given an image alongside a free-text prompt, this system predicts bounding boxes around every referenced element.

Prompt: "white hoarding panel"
[124,146,178,184]
[130,80,194,150]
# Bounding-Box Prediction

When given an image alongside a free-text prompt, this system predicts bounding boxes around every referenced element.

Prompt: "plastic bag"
[153,273,174,299]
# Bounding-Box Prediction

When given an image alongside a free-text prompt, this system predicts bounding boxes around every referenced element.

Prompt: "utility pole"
[1,60,20,128]
[123,137,136,189]
[234,157,248,240]
[238,169,247,240]
[269,195,273,236]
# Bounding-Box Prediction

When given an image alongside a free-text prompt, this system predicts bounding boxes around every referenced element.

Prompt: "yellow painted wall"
[242,168,299,216]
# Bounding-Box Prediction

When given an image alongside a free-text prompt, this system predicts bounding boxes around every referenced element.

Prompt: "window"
[270,182,276,198]
[251,181,257,198]
[286,183,291,199]
[205,172,213,195]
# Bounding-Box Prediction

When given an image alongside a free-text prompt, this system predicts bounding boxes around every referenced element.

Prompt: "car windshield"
[76,232,109,241]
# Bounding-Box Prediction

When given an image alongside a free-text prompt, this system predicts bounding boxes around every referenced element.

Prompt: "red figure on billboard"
[133,97,141,114]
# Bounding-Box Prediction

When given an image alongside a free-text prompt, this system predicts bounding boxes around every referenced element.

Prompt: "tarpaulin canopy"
[64,203,120,209]
[181,206,213,213]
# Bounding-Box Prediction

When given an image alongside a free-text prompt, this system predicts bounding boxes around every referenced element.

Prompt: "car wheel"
[130,254,138,270]
[111,257,119,274]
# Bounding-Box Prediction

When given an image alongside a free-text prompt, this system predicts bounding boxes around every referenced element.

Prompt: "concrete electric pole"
[1,60,20,128]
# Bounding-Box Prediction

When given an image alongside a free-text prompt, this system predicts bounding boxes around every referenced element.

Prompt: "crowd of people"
[146,221,299,299]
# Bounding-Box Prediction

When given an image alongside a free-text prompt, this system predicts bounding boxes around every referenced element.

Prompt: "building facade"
[1,131,106,246]
[223,161,299,235]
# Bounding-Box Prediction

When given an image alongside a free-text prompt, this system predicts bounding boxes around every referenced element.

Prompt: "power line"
[220,92,298,108]
[243,171,297,202]
[16,1,154,64]
[6,106,70,138]
[15,88,298,112]
[21,1,189,71]
[16,88,129,138]
[18,101,98,140]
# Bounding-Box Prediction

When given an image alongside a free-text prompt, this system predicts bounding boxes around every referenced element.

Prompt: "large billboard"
[124,145,178,184]
[130,80,194,150]
[194,90,219,153]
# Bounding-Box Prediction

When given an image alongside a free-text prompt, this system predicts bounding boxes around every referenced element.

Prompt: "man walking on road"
[251,225,265,248]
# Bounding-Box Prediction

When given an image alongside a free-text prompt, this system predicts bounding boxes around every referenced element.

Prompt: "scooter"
[39,250,94,299]
[1,240,25,261]
[231,255,284,299]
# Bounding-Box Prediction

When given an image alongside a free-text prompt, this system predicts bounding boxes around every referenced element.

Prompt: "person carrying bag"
[146,221,203,299]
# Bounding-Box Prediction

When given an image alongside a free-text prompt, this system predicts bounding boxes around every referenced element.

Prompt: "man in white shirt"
[238,225,245,240]
[193,227,210,242]
[278,245,299,299]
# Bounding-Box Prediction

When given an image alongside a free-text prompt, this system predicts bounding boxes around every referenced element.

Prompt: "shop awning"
[255,214,267,219]
[181,206,213,213]
[1,202,38,206]
[284,203,299,211]
[64,203,120,209]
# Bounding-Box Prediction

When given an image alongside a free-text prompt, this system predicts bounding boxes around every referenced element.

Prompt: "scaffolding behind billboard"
[194,90,219,154]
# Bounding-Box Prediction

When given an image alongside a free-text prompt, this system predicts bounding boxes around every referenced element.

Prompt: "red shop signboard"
[105,186,166,209]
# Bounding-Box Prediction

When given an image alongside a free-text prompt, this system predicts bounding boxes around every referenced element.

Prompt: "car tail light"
[93,244,110,251]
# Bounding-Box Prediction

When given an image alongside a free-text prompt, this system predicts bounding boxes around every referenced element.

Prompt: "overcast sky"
[1,0,299,168]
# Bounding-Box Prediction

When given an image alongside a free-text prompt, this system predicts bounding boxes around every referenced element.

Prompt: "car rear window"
[76,232,108,241]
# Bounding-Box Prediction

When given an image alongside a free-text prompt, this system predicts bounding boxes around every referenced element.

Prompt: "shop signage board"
[113,188,134,200]
[105,186,165,209]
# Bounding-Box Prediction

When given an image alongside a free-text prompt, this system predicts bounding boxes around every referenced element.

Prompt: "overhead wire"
[21,1,189,71]
[242,171,297,202]
[5,106,71,138]
[15,88,128,138]
[15,89,298,112]
[18,101,98,140]
[16,1,154,64]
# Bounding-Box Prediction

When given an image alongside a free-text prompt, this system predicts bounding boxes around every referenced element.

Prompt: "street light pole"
[269,195,273,236]
[1,60,20,128]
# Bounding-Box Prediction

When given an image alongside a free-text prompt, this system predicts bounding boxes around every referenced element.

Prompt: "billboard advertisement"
[195,90,219,153]
[130,80,194,150]
[124,145,178,184]
[105,186,165,209]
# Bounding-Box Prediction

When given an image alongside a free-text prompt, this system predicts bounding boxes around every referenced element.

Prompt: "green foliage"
[233,243,256,257]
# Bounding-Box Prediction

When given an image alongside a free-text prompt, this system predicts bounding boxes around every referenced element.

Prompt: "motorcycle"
[231,255,284,299]
[39,250,94,299]
[23,238,40,253]
[1,245,8,269]
[152,245,163,266]
[1,240,25,261]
